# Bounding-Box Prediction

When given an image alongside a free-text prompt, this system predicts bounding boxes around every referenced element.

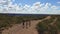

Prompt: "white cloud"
[23,4,30,10]
[0,1,60,14]
[51,5,58,10]
[0,0,7,5]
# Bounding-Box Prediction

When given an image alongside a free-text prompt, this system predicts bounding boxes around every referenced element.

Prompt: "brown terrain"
[2,16,51,34]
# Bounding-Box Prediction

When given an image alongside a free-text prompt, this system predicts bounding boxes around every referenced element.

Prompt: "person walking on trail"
[28,20,31,27]
[22,20,31,29]
[26,20,28,29]
[26,20,31,29]
[22,20,25,28]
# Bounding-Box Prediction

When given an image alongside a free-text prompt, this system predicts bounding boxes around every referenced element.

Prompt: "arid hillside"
[0,14,47,34]
[0,14,60,34]
[2,16,51,34]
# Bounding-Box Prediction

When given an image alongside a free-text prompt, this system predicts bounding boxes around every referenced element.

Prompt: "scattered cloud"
[0,0,60,14]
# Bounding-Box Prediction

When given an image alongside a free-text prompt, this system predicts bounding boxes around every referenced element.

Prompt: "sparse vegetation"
[0,14,47,32]
[36,15,60,34]
[1,14,60,34]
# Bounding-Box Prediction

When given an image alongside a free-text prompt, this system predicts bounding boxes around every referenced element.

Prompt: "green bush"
[36,16,58,34]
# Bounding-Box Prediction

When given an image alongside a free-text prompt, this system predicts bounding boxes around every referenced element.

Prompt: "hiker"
[28,20,31,27]
[26,20,28,29]
[22,20,25,28]
[22,19,31,29]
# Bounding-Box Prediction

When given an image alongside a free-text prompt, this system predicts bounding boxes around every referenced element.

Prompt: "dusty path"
[50,17,57,25]
[2,16,51,34]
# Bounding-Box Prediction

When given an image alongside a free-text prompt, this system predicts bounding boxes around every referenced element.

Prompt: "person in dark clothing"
[26,20,31,29]
[22,20,25,29]
[22,19,31,29]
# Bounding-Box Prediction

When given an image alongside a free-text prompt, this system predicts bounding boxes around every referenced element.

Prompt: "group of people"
[22,20,31,29]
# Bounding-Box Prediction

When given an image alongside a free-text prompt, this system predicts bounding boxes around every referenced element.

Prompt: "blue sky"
[13,0,60,6]
[0,0,60,14]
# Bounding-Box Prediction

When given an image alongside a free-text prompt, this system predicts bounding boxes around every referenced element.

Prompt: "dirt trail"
[50,17,57,25]
[2,16,51,34]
